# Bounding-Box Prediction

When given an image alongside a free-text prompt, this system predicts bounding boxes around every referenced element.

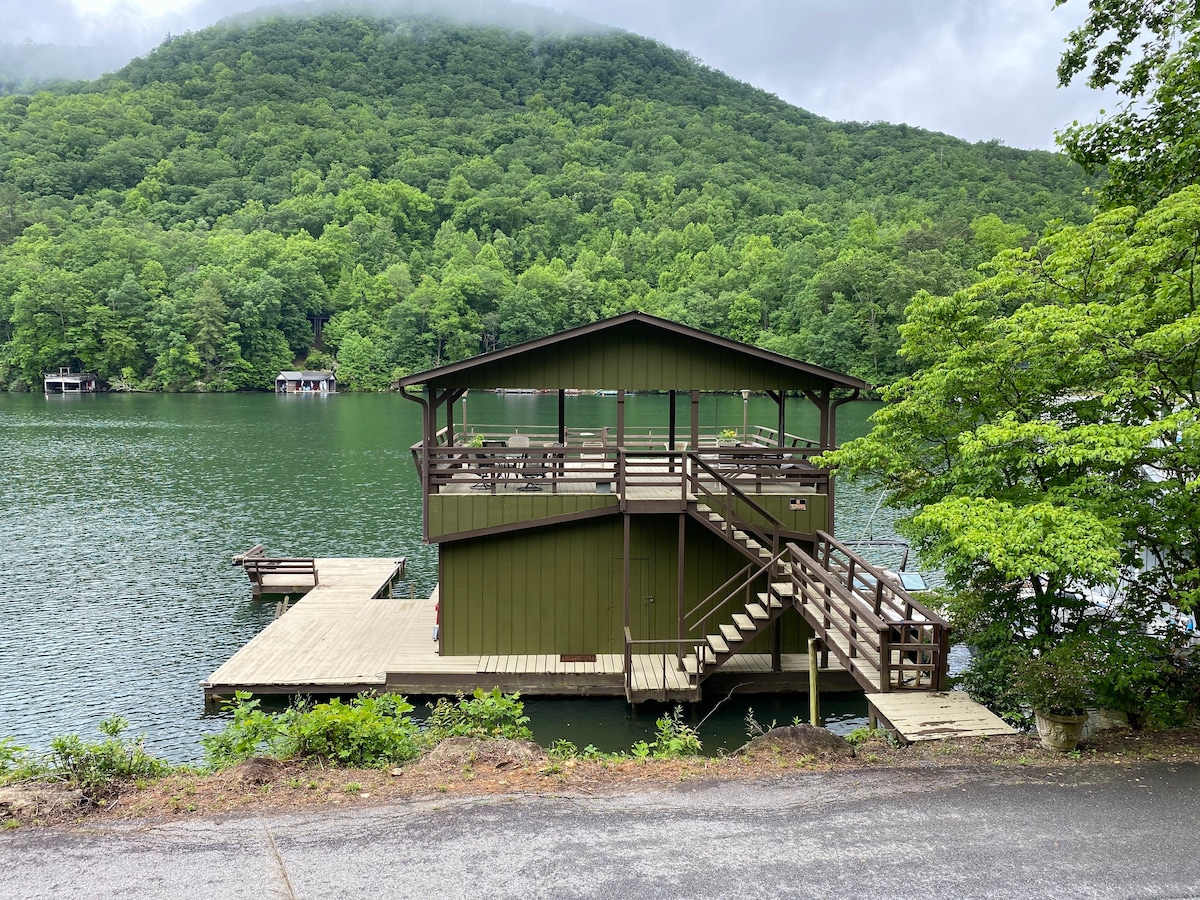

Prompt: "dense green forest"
[0,10,1097,391]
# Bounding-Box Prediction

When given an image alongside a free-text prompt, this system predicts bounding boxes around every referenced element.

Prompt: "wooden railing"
[784,535,950,691]
[689,454,787,555]
[622,627,706,701]
[683,549,786,653]
[412,439,829,498]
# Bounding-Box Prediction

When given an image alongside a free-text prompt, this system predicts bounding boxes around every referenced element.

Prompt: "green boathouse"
[398,312,950,702]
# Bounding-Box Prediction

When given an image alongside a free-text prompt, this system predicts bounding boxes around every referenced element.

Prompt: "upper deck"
[410,421,832,540]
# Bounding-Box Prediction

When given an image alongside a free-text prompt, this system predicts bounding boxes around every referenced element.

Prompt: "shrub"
[425,688,533,741]
[645,707,703,758]
[202,692,423,770]
[46,715,172,802]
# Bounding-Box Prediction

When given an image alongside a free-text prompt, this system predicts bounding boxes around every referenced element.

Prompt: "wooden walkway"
[204,569,858,702]
[204,558,411,699]
[867,691,1016,743]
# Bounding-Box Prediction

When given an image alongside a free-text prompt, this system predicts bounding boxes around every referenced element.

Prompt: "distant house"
[276,370,336,394]
[44,367,98,393]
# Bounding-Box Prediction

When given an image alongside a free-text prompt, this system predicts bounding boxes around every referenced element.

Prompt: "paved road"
[3,763,1198,899]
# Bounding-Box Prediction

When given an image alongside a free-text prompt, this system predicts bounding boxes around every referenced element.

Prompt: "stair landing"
[867,691,1016,743]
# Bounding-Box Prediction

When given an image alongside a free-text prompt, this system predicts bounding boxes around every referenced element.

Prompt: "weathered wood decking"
[204,567,860,702]
[867,691,1016,743]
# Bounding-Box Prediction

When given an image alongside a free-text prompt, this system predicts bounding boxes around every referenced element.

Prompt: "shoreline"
[4,727,1198,831]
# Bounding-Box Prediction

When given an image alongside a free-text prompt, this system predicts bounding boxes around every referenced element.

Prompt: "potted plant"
[1015,642,1096,751]
[467,433,485,448]
[718,428,738,447]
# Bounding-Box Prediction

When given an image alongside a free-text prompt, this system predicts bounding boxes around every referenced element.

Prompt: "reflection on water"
[0,392,907,761]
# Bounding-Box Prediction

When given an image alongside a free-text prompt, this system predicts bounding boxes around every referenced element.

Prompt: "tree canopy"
[0,11,1096,391]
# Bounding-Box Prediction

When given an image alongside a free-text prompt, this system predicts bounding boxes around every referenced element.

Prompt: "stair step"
[719,623,743,643]
[731,613,755,632]
[746,603,769,620]
[757,591,784,609]
[683,654,699,675]
[733,530,749,541]
[758,549,772,558]
[709,513,724,522]
[771,581,796,596]
[707,634,729,655]
[696,504,712,514]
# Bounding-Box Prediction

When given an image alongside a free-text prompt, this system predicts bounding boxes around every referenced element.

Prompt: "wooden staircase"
[623,459,950,703]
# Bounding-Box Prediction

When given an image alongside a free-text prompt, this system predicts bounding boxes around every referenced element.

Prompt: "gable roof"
[395,312,869,393]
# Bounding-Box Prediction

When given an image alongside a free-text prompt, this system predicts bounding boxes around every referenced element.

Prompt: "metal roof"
[395,312,869,393]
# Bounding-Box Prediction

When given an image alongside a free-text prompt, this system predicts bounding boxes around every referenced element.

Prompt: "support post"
[558,389,566,445]
[808,637,820,726]
[771,618,782,672]
[668,390,677,471]
[677,513,686,668]
[767,390,784,446]
[623,513,632,639]
[616,389,625,447]
[690,390,700,450]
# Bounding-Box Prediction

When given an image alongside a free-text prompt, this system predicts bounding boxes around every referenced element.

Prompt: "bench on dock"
[233,546,320,597]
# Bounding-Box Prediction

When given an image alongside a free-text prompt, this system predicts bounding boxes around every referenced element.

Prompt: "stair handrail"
[814,530,948,626]
[689,453,786,555]
[684,547,788,641]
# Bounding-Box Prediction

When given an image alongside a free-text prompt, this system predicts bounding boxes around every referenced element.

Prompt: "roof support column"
[827,390,861,535]
[690,390,700,451]
[767,390,784,447]
[668,390,678,473]
[616,389,626,447]
[558,389,566,445]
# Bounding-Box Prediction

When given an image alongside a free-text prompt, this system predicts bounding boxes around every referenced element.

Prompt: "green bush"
[425,688,533,741]
[46,716,172,802]
[645,707,703,758]
[1092,633,1200,729]
[0,737,28,777]
[202,692,423,770]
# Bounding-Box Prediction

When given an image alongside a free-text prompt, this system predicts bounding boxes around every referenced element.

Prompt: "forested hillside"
[0,10,1097,391]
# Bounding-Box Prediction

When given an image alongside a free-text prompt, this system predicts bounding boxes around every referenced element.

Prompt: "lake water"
[0,391,907,761]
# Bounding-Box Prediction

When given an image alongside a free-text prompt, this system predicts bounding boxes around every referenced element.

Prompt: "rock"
[225,757,286,784]
[418,737,545,770]
[0,784,85,817]
[738,724,855,758]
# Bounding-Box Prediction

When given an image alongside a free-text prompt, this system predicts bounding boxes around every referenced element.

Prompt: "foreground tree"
[1057,0,1200,208]
[825,188,1200,719]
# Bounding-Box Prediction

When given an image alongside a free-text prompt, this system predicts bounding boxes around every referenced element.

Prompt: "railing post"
[808,637,820,726]
[879,626,892,692]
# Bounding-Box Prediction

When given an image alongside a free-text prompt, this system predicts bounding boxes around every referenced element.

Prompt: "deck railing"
[412,433,829,498]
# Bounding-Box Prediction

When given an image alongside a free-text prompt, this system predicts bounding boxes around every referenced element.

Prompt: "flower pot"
[1033,709,1089,752]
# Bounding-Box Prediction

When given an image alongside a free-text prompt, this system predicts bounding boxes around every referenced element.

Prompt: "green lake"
[0,391,908,760]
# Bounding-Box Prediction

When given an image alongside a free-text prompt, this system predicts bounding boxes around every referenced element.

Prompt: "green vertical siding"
[441,514,813,656]
[430,493,618,540]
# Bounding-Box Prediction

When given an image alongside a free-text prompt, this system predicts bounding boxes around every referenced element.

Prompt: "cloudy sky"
[0,0,1114,151]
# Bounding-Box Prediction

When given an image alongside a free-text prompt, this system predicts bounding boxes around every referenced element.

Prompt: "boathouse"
[276,370,337,393]
[396,313,954,703]
[44,367,98,393]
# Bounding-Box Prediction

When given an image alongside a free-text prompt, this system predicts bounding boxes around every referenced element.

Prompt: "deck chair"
[518,451,549,490]
[469,440,506,490]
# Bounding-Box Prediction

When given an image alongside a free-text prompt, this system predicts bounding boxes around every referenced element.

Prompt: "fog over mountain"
[0,0,1112,150]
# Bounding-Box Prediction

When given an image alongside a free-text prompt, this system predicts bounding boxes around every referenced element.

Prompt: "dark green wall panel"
[442,514,813,656]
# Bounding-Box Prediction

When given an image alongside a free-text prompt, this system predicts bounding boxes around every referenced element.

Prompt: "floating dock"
[203,562,861,704]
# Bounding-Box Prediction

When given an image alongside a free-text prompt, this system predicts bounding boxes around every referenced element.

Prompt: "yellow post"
[808,637,820,726]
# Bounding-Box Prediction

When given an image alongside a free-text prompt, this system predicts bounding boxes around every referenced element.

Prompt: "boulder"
[738,724,855,758]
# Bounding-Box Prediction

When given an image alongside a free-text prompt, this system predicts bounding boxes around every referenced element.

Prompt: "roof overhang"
[395,312,869,394]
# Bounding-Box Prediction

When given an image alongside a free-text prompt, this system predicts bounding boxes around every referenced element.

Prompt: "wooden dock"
[866,691,1016,743]
[204,566,860,703]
